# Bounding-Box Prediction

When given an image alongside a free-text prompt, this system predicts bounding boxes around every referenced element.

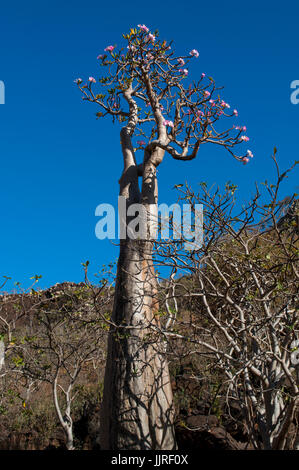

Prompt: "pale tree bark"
[100,89,176,450]
[53,374,75,451]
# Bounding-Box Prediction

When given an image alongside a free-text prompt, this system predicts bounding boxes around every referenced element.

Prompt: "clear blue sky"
[1,0,298,290]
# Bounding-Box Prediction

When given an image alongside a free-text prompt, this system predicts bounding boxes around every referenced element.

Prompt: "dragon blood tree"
[75,24,253,450]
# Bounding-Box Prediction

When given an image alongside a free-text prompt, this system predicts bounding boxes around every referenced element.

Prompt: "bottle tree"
[75,24,253,450]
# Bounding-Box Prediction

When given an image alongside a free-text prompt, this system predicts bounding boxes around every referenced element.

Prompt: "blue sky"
[0,0,298,290]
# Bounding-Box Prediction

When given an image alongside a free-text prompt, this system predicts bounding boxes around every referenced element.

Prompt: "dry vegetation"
[0,158,298,450]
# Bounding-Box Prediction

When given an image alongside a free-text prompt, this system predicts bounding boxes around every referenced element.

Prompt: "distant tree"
[156,154,299,449]
[75,24,251,449]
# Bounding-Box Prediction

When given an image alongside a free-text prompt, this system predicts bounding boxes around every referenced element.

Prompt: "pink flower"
[146,33,155,42]
[242,126,247,132]
[204,91,210,98]
[242,157,249,165]
[163,120,174,128]
[240,135,249,142]
[137,140,146,146]
[220,100,230,109]
[201,73,206,78]
[74,78,82,84]
[138,24,149,32]
[88,77,96,83]
[179,68,188,75]
[220,100,226,108]
[247,150,254,158]
[97,54,104,59]
[233,109,238,116]
[189,49,199,58]
[177,58,185,66]
[196,110,204,121]
[104,45,115,52]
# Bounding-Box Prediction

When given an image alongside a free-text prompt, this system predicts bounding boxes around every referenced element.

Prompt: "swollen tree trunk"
[99,90,176,450]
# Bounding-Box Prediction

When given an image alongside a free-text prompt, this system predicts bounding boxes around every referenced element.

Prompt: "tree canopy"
[75,24,253,165]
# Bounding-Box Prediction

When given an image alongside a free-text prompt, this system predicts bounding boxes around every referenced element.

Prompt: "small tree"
[6,281,111,450]
[76,24,251,449]
[156,154,299,449]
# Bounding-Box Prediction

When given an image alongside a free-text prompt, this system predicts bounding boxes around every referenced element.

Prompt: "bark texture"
[99,89,176,449]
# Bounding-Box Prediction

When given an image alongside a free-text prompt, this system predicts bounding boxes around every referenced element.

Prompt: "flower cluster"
[104,45,115,53]
[220,100,230,108]
[163,120,174,128]
[146,33,155,43]
[241,149,254,164]
[189,49,199,58]
[138,24,149,33]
